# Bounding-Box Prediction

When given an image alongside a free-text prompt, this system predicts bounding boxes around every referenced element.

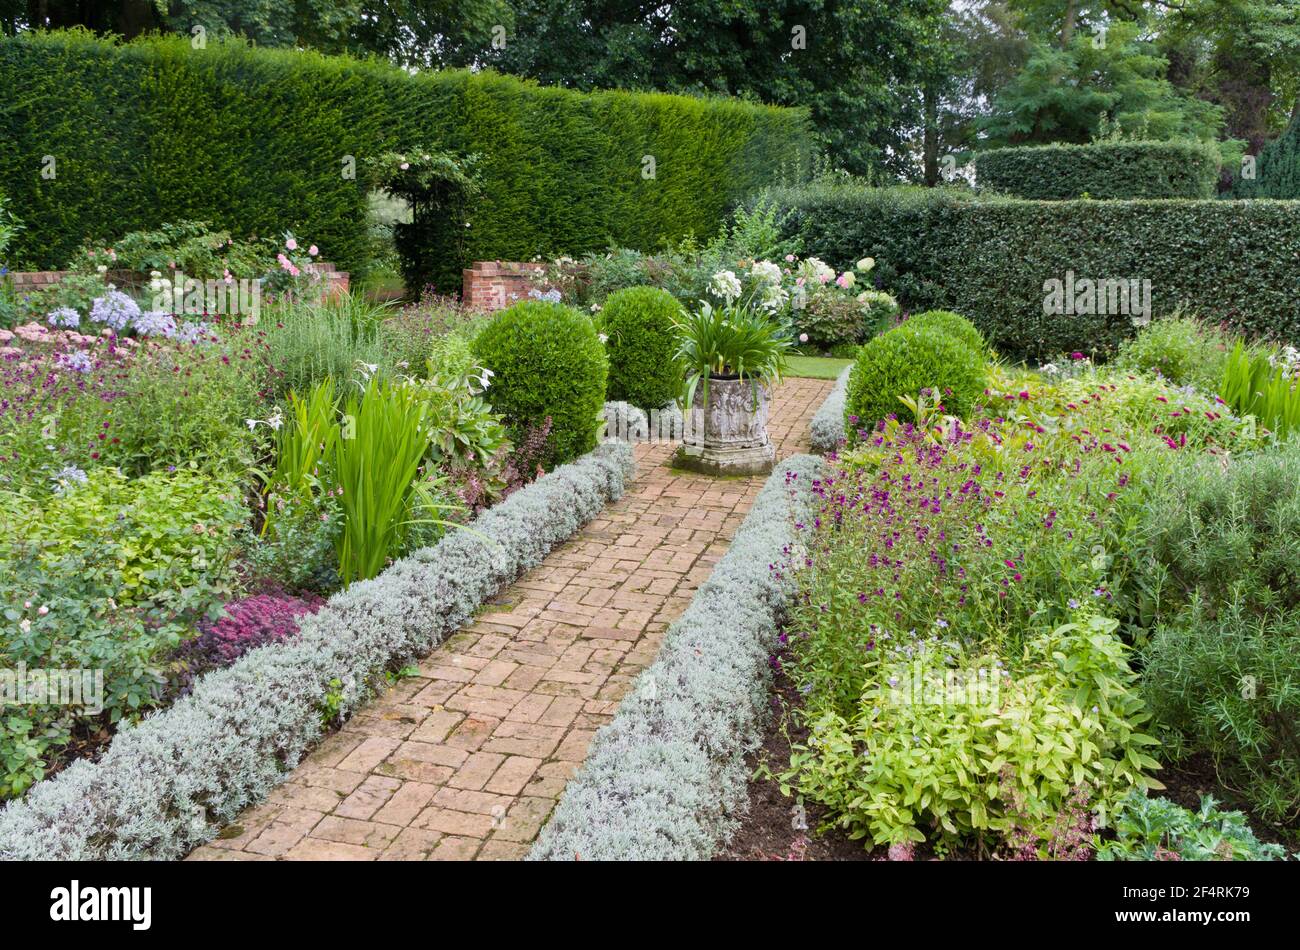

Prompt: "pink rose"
[285,238,298,251]
[308,245,319,256]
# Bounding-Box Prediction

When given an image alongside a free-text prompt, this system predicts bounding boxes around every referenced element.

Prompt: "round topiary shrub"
[472,300,609,468]
[601,286,683,410]
[845,324,986,431]
[903,310,988,356]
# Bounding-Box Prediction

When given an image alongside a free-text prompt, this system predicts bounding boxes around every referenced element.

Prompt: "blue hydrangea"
[173,321,214,345]
[89,291,141,331]
[133,310,177,338]
[47,307,81,328]
[56,350,95,374]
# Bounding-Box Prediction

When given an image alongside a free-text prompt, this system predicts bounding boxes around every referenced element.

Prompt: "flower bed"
[0,440,633,859]
[530,453,823,861]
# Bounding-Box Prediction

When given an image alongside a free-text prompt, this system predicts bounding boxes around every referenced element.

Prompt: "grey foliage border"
[0,441,635,860]
[809,366,851,454]
[528,453,824,861]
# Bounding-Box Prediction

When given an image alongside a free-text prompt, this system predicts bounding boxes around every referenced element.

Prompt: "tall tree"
[981,17,1227,147]
[454,0,949,178]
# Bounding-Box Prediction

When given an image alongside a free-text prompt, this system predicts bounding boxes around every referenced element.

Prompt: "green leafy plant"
[674,301,791,411]
[332,375,459,584]
[1219,340,1300,439]
[471,299,608,469]
[1096,790,1287,860]
[784,615,1159,848]
[600,286,684,411]
[1141,601,1300,825]
[1113,315,1231,391]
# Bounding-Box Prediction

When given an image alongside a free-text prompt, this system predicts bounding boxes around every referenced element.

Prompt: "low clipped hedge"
[845,324,986,429]
[601,286,683,411]
[810,366,850,454]
[765,183,1300,361]
[473,300,609,469]
[0,441,633,860]
[0,30,809,282]
[530,453,824,860]
[976,142,1220,200]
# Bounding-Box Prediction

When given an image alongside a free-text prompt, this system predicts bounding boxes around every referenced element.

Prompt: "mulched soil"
[714,671,872,862]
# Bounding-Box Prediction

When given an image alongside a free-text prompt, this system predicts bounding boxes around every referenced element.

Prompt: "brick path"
[190,376,833,861]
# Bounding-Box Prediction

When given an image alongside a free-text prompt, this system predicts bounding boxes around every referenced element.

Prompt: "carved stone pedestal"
[673,376,775,476]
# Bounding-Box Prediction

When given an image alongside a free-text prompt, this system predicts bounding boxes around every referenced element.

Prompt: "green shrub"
[1141,603,1300,825]
[0,30,809,283]
[785,615,1158,848]
[845,324,986,429]
[764,183,1300,361]
[600,286,682,410]
[795,287,890,350]
[903,309,987,356]
[1142,446,1300,619]
[976,142,1220,200]
[1,466,245,607]
[1112,316,1231,391]
[472,300,609,468]
[263,296,395,397]
[1097,790,1287,860]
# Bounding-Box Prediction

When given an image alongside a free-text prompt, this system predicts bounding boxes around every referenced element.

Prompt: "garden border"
[0,441,634,860]
[809,366,850,454]
[528,452,823,861]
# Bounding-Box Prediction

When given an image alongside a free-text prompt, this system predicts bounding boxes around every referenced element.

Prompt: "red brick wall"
[462,261,549,312]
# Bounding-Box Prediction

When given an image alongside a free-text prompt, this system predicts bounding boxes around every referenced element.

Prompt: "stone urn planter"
[674,375,776,476]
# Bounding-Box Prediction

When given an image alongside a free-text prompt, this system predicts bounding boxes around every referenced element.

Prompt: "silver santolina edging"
[0,441,635,860]
[809,366,851,454]
[529,452,824,861]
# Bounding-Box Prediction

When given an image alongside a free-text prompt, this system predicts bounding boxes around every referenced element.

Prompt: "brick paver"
[190,377,832,861]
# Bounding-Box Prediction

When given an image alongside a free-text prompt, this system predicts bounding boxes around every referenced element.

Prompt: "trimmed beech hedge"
[766,184,1300,361]
[0,30,809,279]
[0,441,633,860]
[976,142,1220,200]
[530,453,823,861]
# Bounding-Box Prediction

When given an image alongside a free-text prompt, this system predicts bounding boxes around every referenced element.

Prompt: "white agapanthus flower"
[708,270,743,305]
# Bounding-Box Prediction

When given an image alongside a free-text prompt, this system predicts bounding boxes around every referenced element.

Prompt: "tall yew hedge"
[0,30,809,279]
